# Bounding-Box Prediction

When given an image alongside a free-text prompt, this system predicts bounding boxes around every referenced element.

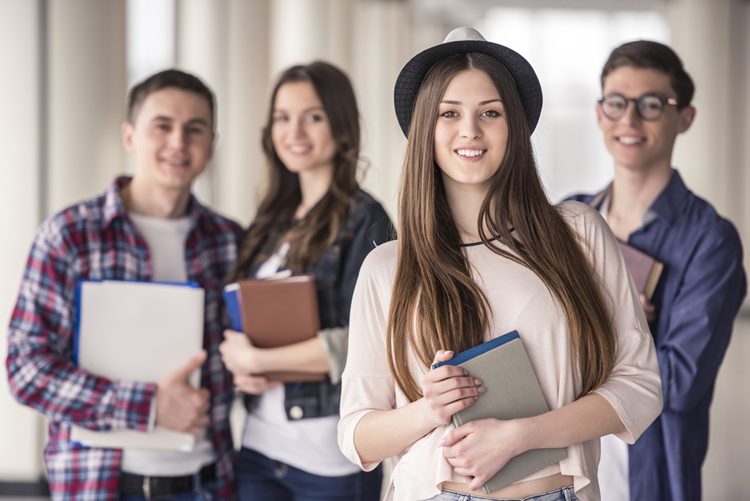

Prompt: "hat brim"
[394,39,543,137]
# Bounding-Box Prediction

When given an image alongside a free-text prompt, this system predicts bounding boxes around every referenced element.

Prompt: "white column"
[0,0,45,482]
[270,0,329,74]
[352,0,412,217]
[47,0,128,214]
[220,0,271,225]
[176,0,228,206]
[665,0,733,217]
[326,0,354,70]
[176,0,271,225]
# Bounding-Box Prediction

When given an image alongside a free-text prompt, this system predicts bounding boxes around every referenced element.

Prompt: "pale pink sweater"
[337,202,662,501]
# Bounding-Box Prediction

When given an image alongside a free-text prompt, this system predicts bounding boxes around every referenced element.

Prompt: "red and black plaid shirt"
[6,176,242,500]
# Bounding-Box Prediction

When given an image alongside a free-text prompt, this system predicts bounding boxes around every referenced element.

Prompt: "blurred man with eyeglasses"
[567,40,746,501]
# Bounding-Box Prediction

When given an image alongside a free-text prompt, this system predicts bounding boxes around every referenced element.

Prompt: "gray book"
[434,330,567,493]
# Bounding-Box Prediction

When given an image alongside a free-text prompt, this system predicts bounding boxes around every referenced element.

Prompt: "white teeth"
[618,136,643,145]
[456,149,485,157]
[289,145,311,154]
[163,159,187,166]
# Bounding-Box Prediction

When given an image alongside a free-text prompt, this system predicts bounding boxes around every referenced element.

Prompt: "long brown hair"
[387,53,615,401]
[233,61,360,279]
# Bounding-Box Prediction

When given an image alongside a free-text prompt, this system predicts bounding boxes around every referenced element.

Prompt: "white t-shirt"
[338,202,662,501]
[121,212,215,476]
[241,241,360,476]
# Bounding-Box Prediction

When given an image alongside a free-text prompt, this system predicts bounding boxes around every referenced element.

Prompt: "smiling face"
[597,66,695,175]
[433,69,508,196]
[122,87,214,192]
[270,81,337,177]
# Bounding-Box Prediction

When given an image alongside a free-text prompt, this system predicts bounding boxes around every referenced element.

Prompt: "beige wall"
[0,0,747,497]
[0,0,44,481]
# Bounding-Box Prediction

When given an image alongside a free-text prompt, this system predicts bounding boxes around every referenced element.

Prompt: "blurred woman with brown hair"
[220,61,390,500]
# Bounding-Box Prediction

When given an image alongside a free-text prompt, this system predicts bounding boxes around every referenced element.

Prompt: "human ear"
[121,122,135,151]
[678,105,696,133]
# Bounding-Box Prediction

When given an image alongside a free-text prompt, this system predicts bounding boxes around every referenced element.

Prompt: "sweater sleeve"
[337,241,397,470]
[562,201,663,443]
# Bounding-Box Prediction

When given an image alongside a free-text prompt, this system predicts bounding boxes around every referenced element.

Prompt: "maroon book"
[617,241,663,300]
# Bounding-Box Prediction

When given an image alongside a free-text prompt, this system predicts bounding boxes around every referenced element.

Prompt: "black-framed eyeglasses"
[598,93,678,121]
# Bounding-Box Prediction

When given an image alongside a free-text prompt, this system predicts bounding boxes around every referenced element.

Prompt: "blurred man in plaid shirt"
[6,69,242,500]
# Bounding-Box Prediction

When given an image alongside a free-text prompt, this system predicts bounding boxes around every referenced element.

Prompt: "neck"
[123,177,192,219]
[610,164,672,218]
[443,179,488,244]
[296,167,333,218]
[607,164,672,240]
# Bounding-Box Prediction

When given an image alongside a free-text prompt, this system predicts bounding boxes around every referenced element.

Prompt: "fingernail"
[478,386,486,394]
[474,378,482,385]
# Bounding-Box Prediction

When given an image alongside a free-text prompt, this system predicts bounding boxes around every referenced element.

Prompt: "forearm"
[6,340,155,430]
[259,337,331,373]
[521,393,624,451]
[354,398,437,464]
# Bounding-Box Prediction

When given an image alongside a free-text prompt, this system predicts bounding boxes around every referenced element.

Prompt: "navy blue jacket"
[245,189,393,420]
[568,170,746,501]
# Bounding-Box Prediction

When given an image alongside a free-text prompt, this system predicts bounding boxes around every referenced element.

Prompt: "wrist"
[514,416,538,454]
[251,347,272,373]
[413,397,445,432]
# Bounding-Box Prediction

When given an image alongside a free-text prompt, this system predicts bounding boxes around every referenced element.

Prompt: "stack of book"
[224,275,324,382]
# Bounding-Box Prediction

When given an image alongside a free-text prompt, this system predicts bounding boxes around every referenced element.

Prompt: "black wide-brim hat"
[394,27,543,137]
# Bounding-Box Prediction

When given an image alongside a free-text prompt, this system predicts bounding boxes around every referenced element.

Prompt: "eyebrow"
[152,115,211,127]
[440,98,503,105]
[272,106,325,114]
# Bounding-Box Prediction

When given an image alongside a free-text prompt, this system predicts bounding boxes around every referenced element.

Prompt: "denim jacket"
[245,189,393,420]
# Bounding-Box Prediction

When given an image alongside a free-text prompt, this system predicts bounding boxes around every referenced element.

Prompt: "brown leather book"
[232,275,325,382]
[617,240,664,300]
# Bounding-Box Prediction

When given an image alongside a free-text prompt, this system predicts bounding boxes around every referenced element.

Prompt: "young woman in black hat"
[338,28,662,501]
[219,61,390,500]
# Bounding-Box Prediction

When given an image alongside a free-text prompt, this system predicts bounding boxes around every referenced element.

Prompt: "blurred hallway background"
[1,0,748,499]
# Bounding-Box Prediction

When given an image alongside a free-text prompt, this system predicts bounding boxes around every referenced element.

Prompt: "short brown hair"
[127,69,215,126]
[601,40,694,108]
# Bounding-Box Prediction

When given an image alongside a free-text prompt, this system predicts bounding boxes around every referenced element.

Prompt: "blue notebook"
[432,330,521,369]
[223,283,243,332]
[434,330,567,493]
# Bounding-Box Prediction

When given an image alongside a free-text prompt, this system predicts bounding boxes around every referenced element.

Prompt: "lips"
[616,135,645,146]
[160,157,190,168]
[287,144,313,154]
[455,148,487,159]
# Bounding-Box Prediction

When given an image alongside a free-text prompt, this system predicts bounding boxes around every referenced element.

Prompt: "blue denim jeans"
[426,486,578,501]
[237,447,381,501]
[118,474,218,501]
